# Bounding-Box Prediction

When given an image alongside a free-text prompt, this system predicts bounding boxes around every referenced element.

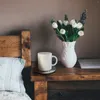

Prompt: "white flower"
[58,20,62,25]
[70,19,76,25]
[63,20,69,26]
[52,22,58,29]
[70,19,77,28]
[60,29,66,34]
[77,22,83,29]
[72,23,77,28]
[78,31,84,36]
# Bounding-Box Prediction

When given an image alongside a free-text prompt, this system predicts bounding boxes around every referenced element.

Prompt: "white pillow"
[0,57,26,93]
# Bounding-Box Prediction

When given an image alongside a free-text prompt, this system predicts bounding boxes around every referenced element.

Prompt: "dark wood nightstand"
[31,62,100,100]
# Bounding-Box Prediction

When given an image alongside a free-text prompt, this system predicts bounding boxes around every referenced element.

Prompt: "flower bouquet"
[51,10,86,42]
[51,10,87,68]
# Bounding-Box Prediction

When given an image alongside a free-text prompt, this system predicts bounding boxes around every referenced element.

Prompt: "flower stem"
[56,28,65,41]
[64,35,67,41]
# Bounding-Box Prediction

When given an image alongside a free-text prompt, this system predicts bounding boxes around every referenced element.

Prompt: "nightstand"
[31,62,100,100]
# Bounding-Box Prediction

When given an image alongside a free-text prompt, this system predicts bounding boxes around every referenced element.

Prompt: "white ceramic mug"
[38,52,58,72]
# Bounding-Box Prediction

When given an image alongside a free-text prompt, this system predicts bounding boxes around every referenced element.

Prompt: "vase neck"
[63,41,76,48]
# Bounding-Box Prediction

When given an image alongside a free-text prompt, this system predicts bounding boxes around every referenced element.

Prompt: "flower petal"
[60,29,66,34]
[63,20,69,26]
[77,22,83,29]
[78,31,84,36]
[52,22,58,29]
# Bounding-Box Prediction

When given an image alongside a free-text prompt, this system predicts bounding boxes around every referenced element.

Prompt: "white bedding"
[0,91,32,100]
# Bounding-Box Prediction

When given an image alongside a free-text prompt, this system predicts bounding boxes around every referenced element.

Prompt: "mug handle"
[52,55,58,66]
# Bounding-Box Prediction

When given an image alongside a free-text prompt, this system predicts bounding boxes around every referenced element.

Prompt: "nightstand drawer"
[48,90,100,100]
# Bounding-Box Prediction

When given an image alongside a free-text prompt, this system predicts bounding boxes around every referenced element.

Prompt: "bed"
[0,31,32,100]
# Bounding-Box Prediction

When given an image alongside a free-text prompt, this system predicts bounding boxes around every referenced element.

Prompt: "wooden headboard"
[0,31,31,67]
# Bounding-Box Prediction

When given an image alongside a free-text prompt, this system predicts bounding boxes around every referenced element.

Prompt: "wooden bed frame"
[0,31,31,67]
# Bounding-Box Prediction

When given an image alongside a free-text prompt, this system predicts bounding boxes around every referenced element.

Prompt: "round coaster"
[38,67,56,74]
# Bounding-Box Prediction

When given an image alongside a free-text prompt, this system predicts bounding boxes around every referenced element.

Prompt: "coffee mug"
[37,52,58,72]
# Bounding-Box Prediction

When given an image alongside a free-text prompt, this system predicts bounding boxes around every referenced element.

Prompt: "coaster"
[38,67,56,74]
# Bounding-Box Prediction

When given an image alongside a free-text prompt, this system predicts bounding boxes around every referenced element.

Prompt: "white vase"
[61,41,77,68]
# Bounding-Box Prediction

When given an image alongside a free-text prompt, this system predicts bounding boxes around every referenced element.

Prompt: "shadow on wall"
[1,18,63,61]
[0,28,30,36]
[30,19,63,61]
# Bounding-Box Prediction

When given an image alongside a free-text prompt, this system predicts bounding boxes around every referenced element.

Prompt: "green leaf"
[69,35,73,42]
[67,24,73,37]
[57,34,65,41]
[50,19,55,24]
[65,31,68,36]
[57,21,62,30]
[73,34,79,41]
[55,28,65,41]
[68,33,79,42]
[73,28,79,35]
[64,14,68,20]
[65,35,68,41]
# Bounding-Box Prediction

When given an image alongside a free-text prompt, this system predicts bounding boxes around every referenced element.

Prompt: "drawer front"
[48,90,100,100]
[48,81,100,100]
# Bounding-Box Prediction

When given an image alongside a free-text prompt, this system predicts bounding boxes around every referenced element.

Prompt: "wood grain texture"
[34,81,47,100]
[31,62,100,81]
[0,31,31,67]
[0,36,20,57]
[21,31,31,67]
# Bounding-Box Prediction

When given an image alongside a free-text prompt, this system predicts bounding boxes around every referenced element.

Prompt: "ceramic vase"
[61,41,77,68]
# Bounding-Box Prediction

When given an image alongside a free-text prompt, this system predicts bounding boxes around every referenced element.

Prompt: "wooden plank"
[21,31,31,67]
[0,36,20,57]
[31,63,100,81]
[34,81,47,100]
[0,31,32,67]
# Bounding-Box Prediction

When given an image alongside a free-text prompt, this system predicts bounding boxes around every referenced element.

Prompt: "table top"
[31,62,100,81]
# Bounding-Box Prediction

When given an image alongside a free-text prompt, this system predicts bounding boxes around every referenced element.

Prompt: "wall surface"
[0,0,100,61]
